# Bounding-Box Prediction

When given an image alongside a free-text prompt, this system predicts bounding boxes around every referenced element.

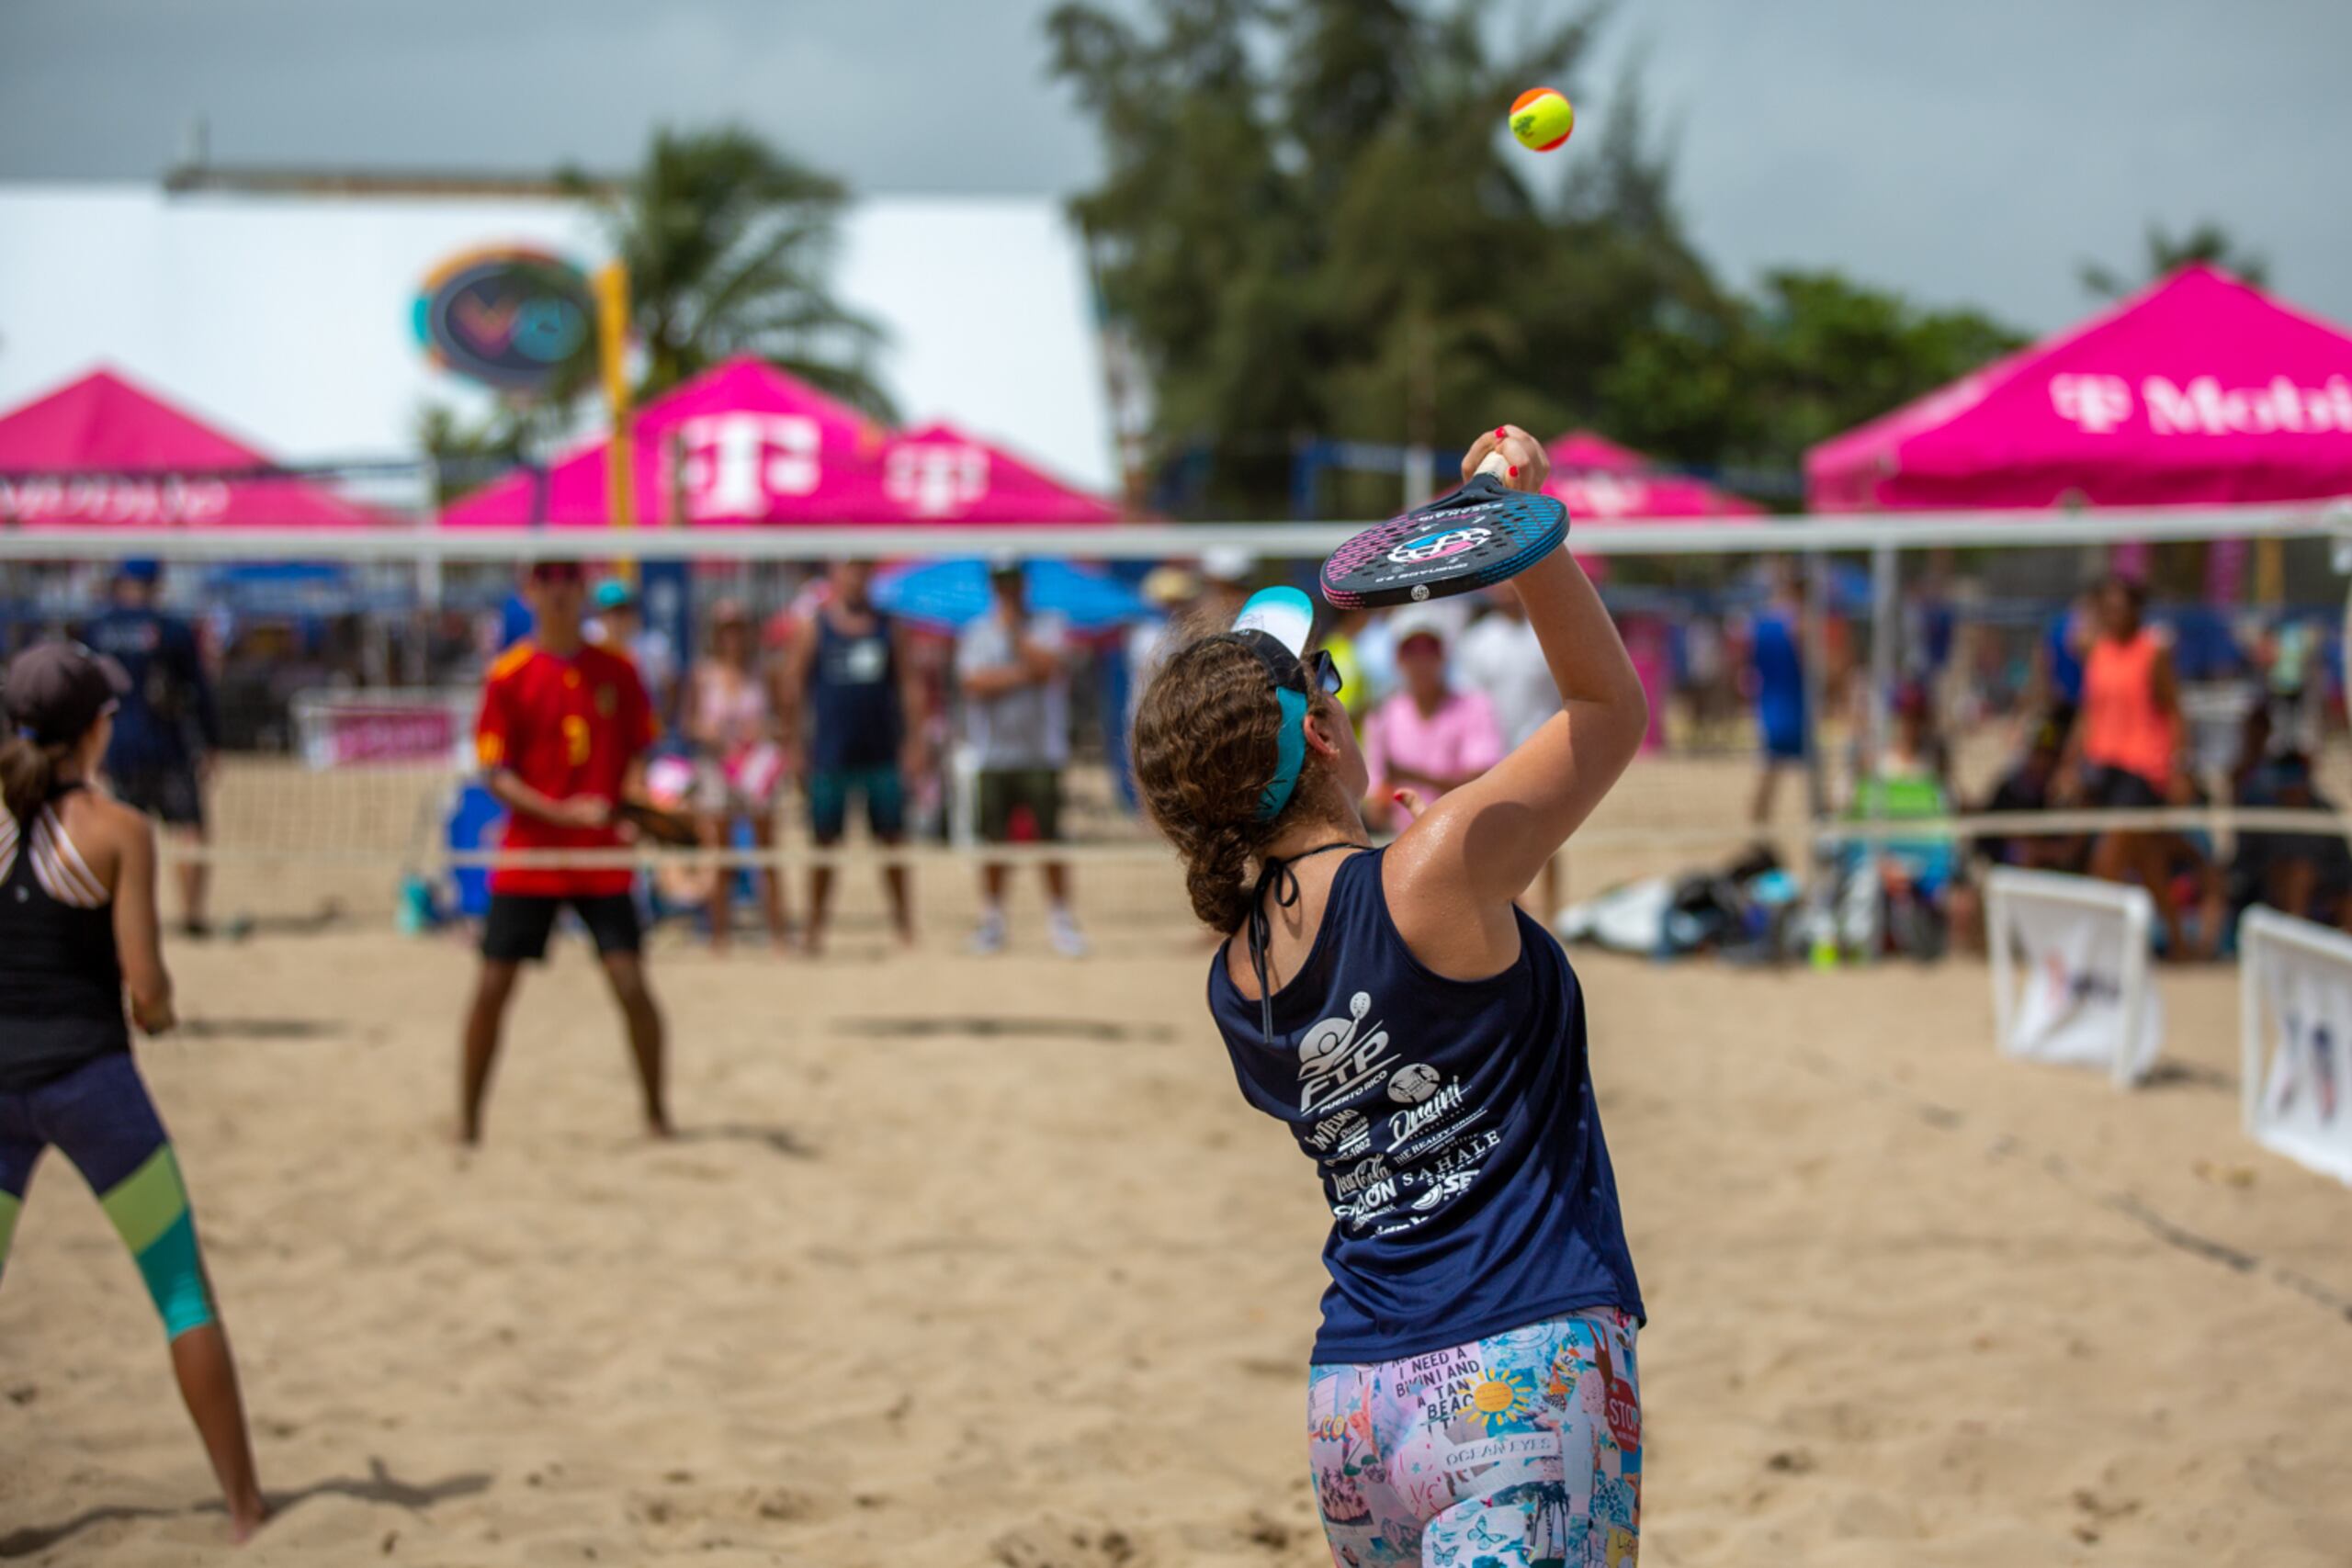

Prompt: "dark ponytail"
[1133,635,1328,931]
[0,734,67,825]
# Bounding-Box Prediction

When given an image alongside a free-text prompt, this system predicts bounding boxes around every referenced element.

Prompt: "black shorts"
[109,763,205,829]
[2086,765,2165,811]
[977,767,1063,844]
[481,892,643,964]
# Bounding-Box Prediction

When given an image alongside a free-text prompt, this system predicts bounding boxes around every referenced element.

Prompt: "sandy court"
[4,854,2351,1566]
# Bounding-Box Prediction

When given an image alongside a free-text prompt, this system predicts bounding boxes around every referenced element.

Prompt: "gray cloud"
[5,0,2348,332]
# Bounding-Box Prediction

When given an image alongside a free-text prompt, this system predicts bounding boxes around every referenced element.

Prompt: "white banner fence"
[2239,907,2352,1185]
[1987,868,2164,1088]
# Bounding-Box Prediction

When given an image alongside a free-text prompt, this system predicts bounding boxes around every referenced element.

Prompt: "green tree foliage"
[1606,271,2026,476]
[580,126,893,415]
[424,125,891,499]
[2081,219,2268,299]
[1049,0,2024,514]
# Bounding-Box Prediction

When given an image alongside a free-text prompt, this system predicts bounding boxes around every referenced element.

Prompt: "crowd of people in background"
[5,549,2346,967]
[1854,572,2351,961]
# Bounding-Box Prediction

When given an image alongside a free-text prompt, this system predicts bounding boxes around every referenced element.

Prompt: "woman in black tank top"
[0,640,269,1541]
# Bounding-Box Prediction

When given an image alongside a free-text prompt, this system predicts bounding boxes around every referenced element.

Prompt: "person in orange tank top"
[2058,576,2201,954]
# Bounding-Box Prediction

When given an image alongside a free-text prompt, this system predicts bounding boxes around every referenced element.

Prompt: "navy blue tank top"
[807,608,902,772]
[1208,848,1642,1363]
[0,785,130,1092]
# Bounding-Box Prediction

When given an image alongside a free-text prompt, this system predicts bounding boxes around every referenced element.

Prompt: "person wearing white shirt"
[1458,587,1567,921]
[956,558,1086,957]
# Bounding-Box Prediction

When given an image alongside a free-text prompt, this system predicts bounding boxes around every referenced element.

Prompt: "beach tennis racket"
[617,798,701,848]
[1319,451,1569,609]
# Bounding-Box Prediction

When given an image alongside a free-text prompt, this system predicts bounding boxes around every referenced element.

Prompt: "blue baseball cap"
[115,558,162,584]
[591,578,636,613]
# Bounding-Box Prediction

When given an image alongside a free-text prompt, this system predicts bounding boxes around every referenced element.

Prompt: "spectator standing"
[686,601,791,954]
[958,559,1087,957]
[784,560,925,953]
[1743,561,1809,828]
[2060,575,2195,954]
[1362,605,1504,833]
[1459,587,1566,918]
[82,561,220,938]
[590,578,679,728]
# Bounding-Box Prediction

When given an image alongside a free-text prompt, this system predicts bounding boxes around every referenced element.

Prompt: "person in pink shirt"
[1362,606,1505,832]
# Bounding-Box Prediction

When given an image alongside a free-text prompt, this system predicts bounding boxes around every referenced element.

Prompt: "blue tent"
[873,558,1149,632]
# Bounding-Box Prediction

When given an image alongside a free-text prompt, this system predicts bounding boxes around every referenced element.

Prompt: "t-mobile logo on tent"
[1550,472,1649,519]
[679,413,821,518]
[2049,374,2134,434]
[885,443,990,517]
[2052,373,2352,435]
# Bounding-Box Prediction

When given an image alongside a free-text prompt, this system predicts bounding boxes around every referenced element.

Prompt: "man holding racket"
[458,560,669,1145]
[1134,425,1647,1566]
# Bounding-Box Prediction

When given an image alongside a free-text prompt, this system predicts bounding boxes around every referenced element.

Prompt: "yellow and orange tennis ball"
[1510,87,1575,152]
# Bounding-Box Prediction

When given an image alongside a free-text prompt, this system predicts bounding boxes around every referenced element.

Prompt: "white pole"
[2239,916,2267,1141]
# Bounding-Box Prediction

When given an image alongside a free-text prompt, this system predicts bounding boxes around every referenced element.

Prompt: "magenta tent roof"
[440,356,897,527]
[1807,265,2352,513]
[439,358,1118,528]
[1544,430,1764,520]
[878,420,1119,524]
[0,367,390,528]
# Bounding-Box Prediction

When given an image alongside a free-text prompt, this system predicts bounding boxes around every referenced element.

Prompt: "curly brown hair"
[1132,635,1332,932]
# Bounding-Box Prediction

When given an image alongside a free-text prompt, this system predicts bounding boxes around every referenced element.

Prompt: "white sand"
[4,863,2350,1564]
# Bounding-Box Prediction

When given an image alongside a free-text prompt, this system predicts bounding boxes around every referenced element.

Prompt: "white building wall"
[0,185,1114,493]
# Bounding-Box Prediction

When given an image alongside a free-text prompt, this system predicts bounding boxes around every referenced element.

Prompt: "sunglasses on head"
[527,562,584,585]
[1229,630,1342,702]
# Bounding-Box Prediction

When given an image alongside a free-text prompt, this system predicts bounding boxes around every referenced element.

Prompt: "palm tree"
[577,126,896,418]
[2080,220,2269,299]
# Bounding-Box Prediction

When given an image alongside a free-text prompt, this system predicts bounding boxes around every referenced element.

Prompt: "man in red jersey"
[460,560,669,1145]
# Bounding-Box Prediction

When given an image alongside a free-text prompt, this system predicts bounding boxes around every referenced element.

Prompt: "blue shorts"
[1759,707,1806,761]
[807,766,906,846]
[0,1053,218,1339]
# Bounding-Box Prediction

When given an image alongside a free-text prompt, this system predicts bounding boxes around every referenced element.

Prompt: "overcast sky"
[5,0,2348,333]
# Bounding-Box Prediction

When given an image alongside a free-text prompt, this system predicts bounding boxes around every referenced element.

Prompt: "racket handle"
[1475,449,1513,478]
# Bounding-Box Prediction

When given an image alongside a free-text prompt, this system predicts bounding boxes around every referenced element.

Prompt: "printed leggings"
[0,1053,218,1339]
[1308,1309,1641,1568]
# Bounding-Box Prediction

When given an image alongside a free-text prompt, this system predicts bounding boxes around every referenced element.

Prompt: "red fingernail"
[1393,790,1408,802]
[1509,465,1519,478]
[1495,427,1507,439]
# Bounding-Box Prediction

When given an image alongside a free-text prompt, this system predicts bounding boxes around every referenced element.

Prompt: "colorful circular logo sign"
[413,246,594,393]
[1388,525,1491,566]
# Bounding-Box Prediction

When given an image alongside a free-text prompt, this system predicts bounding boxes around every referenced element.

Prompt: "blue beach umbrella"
[871,558,1150,633]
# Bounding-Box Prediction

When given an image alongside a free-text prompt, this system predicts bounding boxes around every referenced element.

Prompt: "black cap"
[4,641,128,746]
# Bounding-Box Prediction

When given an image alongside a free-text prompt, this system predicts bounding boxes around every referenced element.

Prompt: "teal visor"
[1231,633,1342,820]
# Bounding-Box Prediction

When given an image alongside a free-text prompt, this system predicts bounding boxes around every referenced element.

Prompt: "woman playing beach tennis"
[1133,426,1649,1566]
[0,640,267,1542]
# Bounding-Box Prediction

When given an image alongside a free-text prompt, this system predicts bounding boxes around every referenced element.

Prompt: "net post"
[596,260,637,536]
[2113,889,2154,1089]
[1862,541,1899,964]
[1986,874,2016,1058]
[2239,912,2268,1141]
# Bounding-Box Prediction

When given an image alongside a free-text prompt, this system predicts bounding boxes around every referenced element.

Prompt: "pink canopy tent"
[1544,430,1765,520]
[1542,432,1759,752]
[1807,264,2352,513]
[0,367,390,528]
[441,355,896,527]
[441,357,1119,528]
[878,420,1119,524]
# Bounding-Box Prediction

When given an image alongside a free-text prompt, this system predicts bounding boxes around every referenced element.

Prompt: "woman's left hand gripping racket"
[1319,451,1569,609]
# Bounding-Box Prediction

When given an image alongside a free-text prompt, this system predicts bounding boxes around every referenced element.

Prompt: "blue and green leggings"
[0,1053,218,1340]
